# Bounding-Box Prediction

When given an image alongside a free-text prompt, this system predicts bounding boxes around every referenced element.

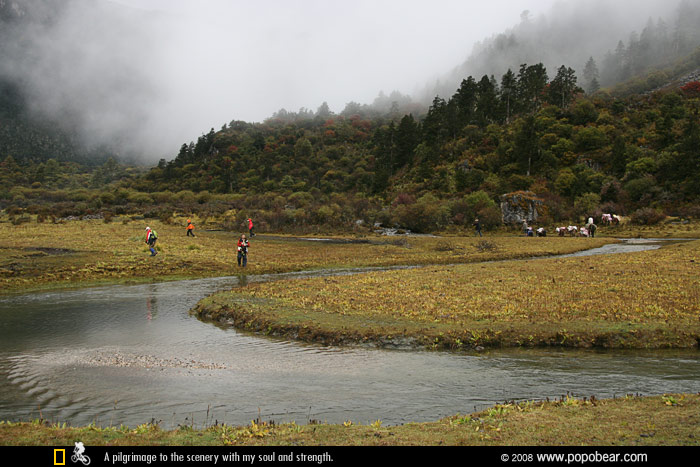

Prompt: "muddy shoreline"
[192,299,700,351]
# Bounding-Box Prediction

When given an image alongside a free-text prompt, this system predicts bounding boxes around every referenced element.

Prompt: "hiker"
[536,227,546,237]
[247,218,255,237]
[186,218,196,237]
[522,220,528,236]
[473,218,482,237]
[145,226,158,256]
[237,234,250,267]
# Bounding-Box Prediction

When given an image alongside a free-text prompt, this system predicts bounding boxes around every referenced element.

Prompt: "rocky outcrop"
[500,191,544,225]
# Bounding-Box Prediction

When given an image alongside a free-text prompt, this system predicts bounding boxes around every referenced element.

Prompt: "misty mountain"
[2,0,700,166]
[424,0,700,101]
[0,0,161,163]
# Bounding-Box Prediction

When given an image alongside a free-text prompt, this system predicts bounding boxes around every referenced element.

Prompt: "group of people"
[144,217,255,267]
[551,217,599,237]
[522,216,599,238]
[472,217,600,238]
[601,213,621,225]
[521,221,548,237]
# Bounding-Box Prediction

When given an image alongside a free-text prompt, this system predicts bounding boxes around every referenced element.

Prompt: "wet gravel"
[82,351,227,370]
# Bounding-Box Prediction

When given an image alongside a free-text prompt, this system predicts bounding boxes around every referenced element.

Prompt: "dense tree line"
[123,61,700,232]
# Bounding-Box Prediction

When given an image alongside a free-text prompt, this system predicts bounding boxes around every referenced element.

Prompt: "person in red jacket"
[145,226,157,256]
[247,218,255,237]
[237,234,249,267]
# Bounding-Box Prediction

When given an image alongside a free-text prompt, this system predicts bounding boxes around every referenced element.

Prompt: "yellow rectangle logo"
[54,449,66,465]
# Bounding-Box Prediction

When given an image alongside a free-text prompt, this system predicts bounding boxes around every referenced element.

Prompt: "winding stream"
[0,239,698,428]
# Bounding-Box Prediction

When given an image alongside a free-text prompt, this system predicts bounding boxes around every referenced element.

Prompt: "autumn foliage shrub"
[681,81,700,98]
[675,204,700,219]
[630,207,666,225]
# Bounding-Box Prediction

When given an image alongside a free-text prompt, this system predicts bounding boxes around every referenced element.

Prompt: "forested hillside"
[3,50,700,232]
[2,1,700,234]
[119,61,700,231]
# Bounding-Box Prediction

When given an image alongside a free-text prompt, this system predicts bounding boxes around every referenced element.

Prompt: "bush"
[151,191,175,204]
[630,207,666,225]
[474,240,498,252]
[175,190,196,204]
[450,191,495,226]
[99,192,116,205]
[573,192,601,218]
[392,193,450,233]
[624,176,657,203]
[128,192,154,205]
[674,204,700,219]
[11,216,31,225]
[288,191,313,208]
[476,204,502,229]
[435,240,456,251]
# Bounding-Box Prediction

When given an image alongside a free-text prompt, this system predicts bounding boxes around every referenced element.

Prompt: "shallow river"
[0,239,698,428]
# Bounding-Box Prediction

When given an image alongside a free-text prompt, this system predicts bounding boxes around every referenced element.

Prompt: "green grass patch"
[2,394,698,446]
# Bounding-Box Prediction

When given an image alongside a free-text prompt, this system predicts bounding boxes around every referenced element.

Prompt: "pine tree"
[475,75,499,127]
[422,96,448,148]
[395,114,419,169]
[583,57,600,95]
[517,63,548,114]
[547,66,579,109]
[500,69,517,123]
[453,77,478,127]
[513,115,540,176]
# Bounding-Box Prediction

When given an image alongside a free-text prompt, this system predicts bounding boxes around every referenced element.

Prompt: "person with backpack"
[186,218,196,237]
[473,218,482,237]
[237,234,249,267]
[145,226,158,256]
[247,218,255,237]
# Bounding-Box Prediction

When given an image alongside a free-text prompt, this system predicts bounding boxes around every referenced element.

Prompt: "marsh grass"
[595,218,700,238]
[196,240,700,349]
[1,394,697,446]
[0,218,611,295]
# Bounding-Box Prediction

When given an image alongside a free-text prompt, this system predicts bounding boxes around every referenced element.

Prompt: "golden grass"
[595,218,700,238]
[195,240,700,349]
[0,218,611,295]
[2,394,698,445]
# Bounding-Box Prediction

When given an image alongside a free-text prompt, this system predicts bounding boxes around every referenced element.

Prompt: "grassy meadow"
[2,216,699,446]
[586,218,700,239]
[0,216,614,295]
[195,238,700,349]
[1,394,698,446]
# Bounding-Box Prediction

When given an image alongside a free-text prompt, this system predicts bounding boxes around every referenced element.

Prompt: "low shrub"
[630,207,666,225]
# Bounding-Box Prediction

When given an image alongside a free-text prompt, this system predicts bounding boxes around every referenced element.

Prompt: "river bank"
[193,239,700,350]
[2,393,697,445]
